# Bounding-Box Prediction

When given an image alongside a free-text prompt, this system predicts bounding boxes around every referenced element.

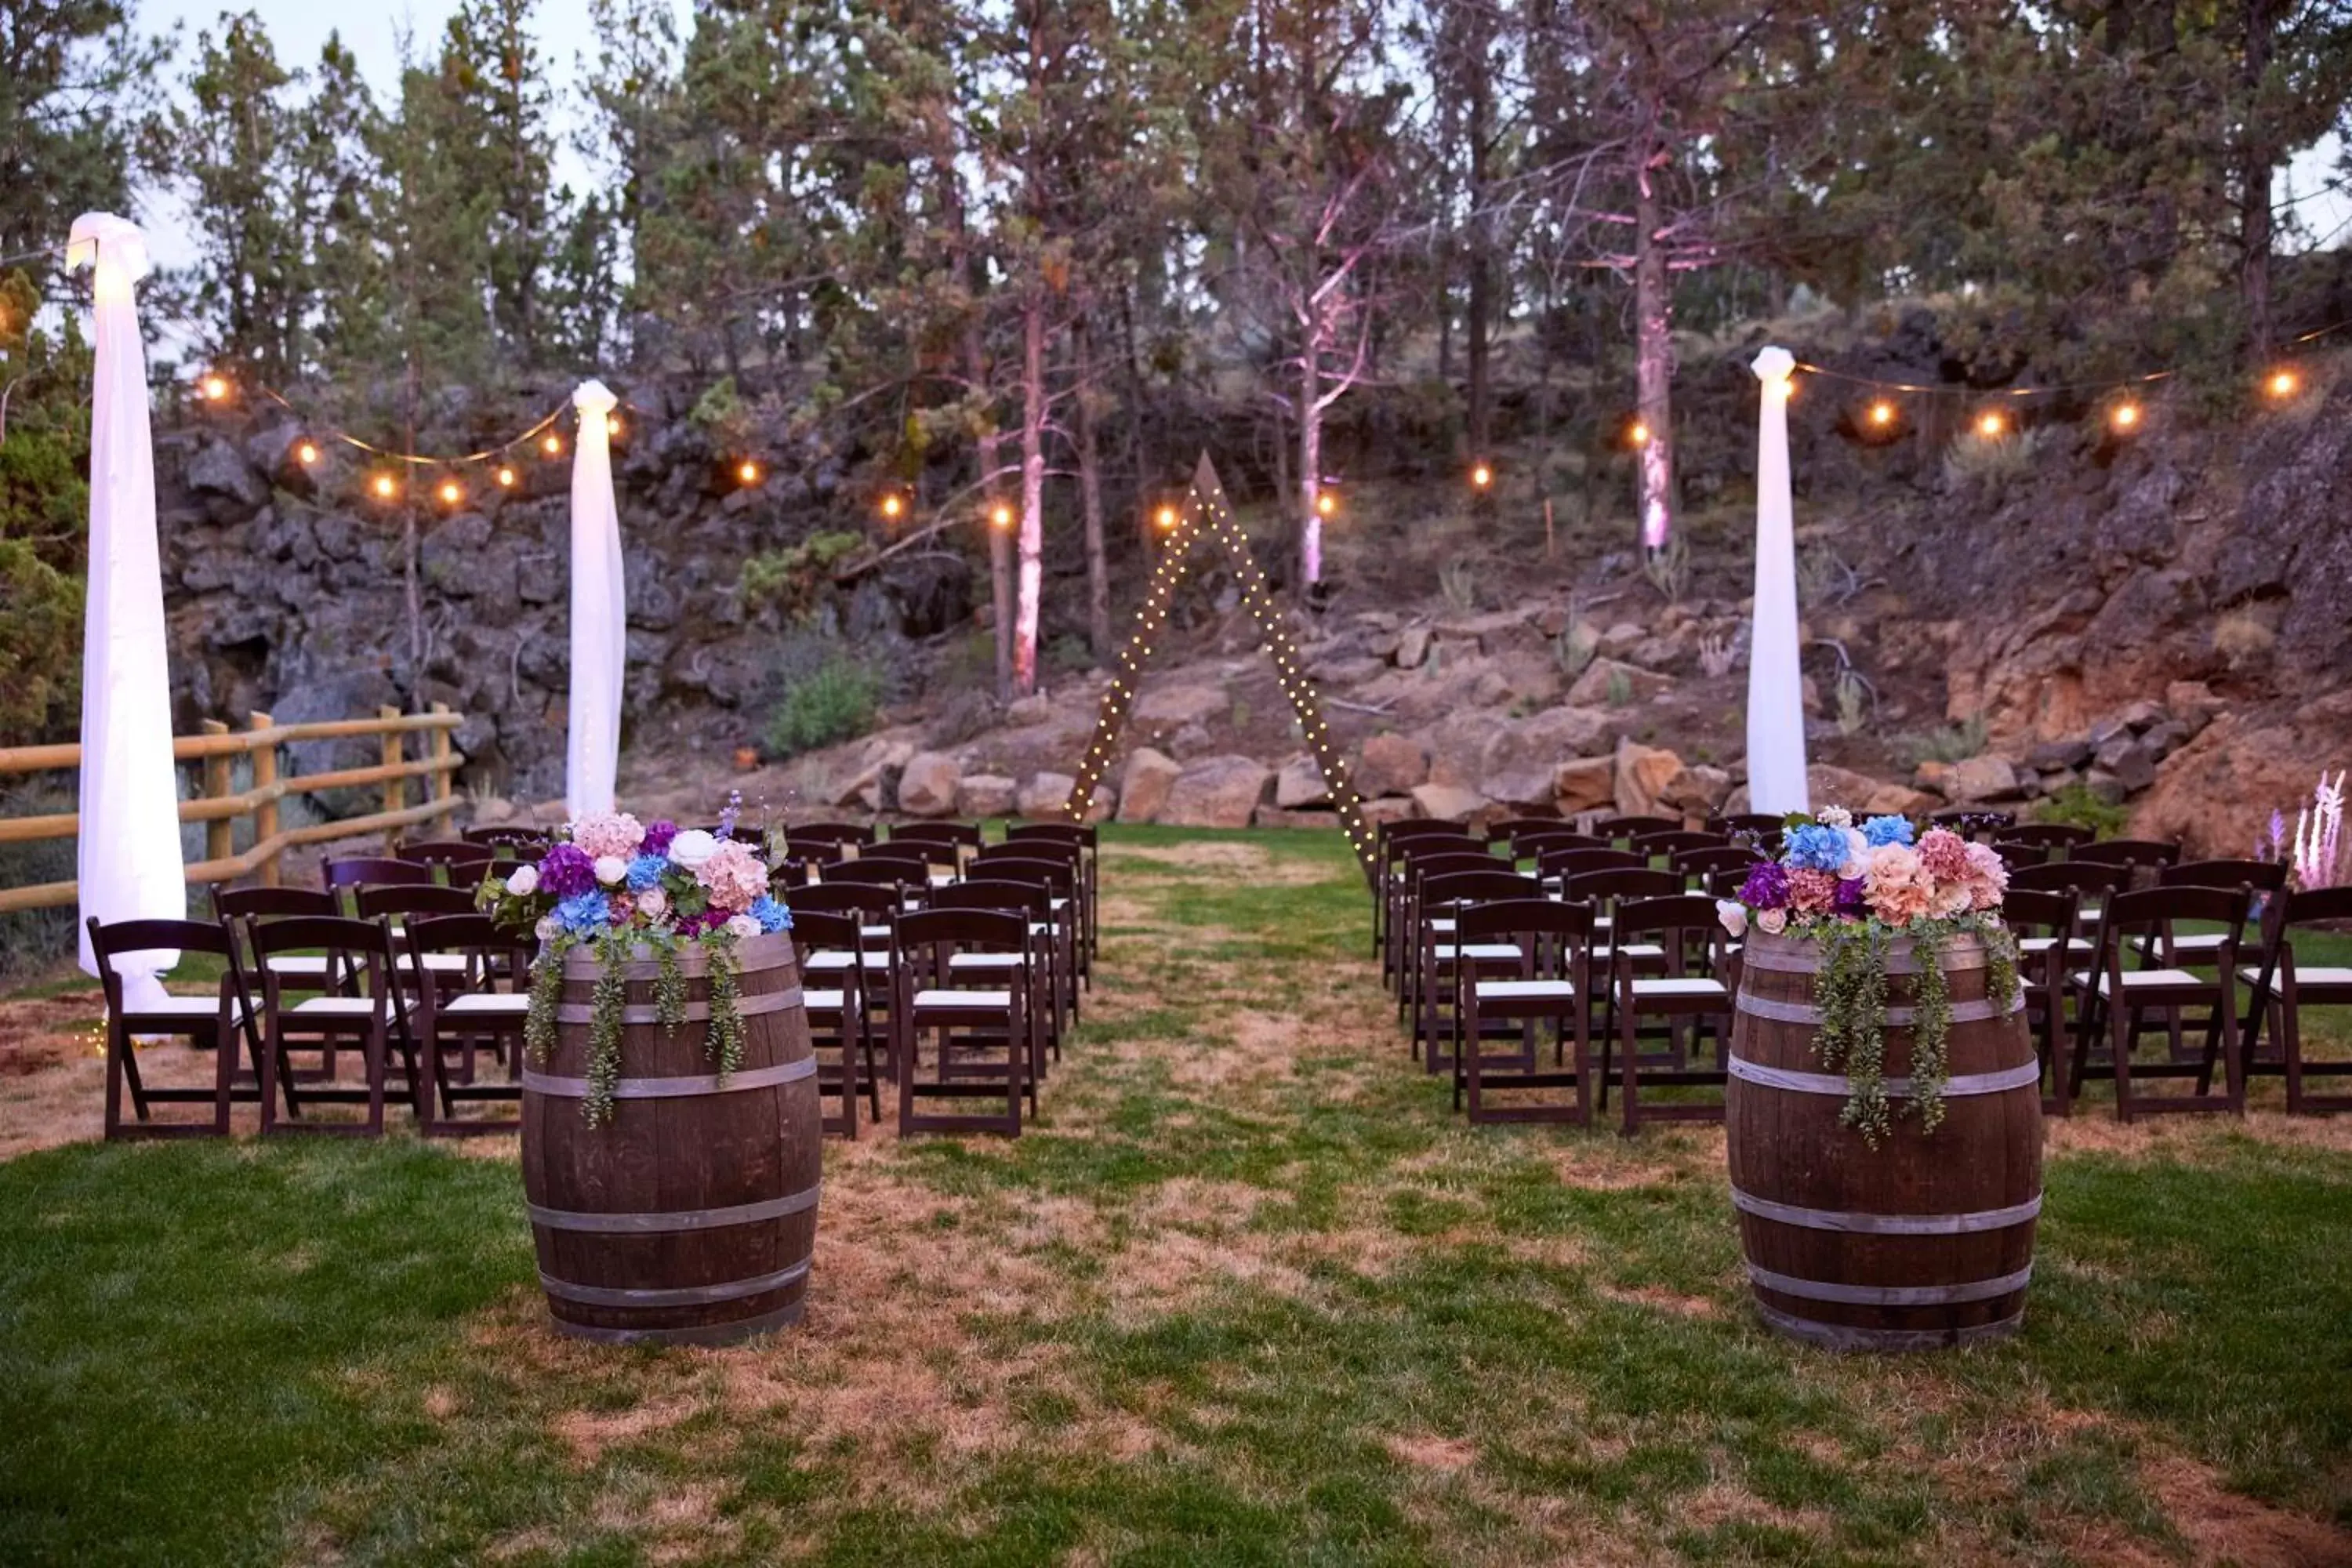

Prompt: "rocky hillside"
[151,320,2352,859]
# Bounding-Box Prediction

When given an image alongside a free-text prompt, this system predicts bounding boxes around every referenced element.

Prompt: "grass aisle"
[3,825,2350,1565]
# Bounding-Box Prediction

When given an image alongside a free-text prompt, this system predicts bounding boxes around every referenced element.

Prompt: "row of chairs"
[93,819,1105,1142]
[1371,815,2352,1131]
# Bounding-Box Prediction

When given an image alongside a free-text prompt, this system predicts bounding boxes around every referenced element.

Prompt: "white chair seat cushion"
[1429,918,1457,934]
[265,955,330,975]
[2019,936,2093,956]
[803,951,856,972]
[1629,977,1728,999]
[441,993,529,1017]
[2163,933,2231,953]
[1475,978,1577,1001]
[1434,943,1523,962]
[289,996,383,1016]
[949,953,1023,969]
[2073,968,2205,992]
[418,953,470,973]
[803,989,848,1012]
[913,989,1011,1010]
[859,924,892,940]
[1595,943,1665,961]
[2244,964,2352,986]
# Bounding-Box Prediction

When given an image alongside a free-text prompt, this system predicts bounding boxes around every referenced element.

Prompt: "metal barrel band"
[539,1258,811,1310]
[550,1300,804,1347]
[1753,1298,2025,1352]
[527,1180,822,1234]
[1726,1054,2042,1099]
[552,986,802,1026]
[521,1054,816,1100]
[1736,990,2024,1027]
[1747,1261,2033,1307]
[561,929,797,980]
[1740,940,1990,977]
[1731,1186,2043,1235]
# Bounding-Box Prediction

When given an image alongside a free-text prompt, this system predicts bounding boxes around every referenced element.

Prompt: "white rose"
[637,887,668,919]
[1715,899,1748,938]
[724,913,760,940]
[505,864,539,896]
[534,916,557,942]
[1757,908,1788,935]
[1820,807,1853,829]
[668,829,718,869]
[593,854,629,887]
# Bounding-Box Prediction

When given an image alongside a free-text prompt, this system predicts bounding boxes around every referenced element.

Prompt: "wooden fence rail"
[0,704,464,914]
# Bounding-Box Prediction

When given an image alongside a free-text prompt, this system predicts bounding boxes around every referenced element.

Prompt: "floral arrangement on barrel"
[1717,808,2020,1143]
[480,806,792,1126]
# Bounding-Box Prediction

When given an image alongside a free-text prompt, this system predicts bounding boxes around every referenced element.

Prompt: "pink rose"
[572,811,646,861]
[1788,867,1839,913]
[695,838,771,913]
[1962,840,2010,911]
[1916,827,1970,882]
[1865,843,1934,924]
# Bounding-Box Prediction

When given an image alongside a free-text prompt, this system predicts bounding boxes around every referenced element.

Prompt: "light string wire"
[1793,317,2352,399]
[251,383,573,468]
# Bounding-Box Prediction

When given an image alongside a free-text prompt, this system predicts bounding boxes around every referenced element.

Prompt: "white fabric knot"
[1751,345,1795,384]
[572,379,618,416]
[67,212,151,285]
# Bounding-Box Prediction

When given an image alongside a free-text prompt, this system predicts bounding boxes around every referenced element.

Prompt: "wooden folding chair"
[322,855,437,909]
[1708,813,1788,844]
[1536,845,1645,898]
[893,821,984,878]
[1595,815,1681,844]
[1376,822,1479,965]
[1484,815,1565,845]
[2000,886,2083,1115]
[463,825,551,849]
[1632,829,1730,862]
[245,914,420,1137]
[1388,844,1494,1003]
[89,917,263,1139]
[931,880,1062,1069]
[792,910,881,1135]
[1670,845,1762,886]
[1452,898,1596,1124]
[1563,866,1684,1060]
[790,884,899,1073]
[400,914,530,1135]
[791,822,880,859]
[2238,886,2352,1115]
[979,843,1090,1002]
[895,908,1035,1136]
[1999,822,2095,854]
[1605,894,1736,1134]
[2063,837,2181,885]
[2066,884,2249,1120]
[1929,808,2016,838]
[1413,867,1542,1069]
[399,840,497,884]
[1508,827,1608,862]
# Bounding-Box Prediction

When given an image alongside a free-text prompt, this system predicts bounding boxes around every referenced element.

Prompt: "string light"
[1628,420,1650,447]
[371,474,397,499]
[1155,505,1179,531]
[437,479,463,507]
[1976,410,2008,439]
[2109,401,2142,434]
[495,465,517,488]
[199,373,230,402]
[990,503,1014,531]
[295,441,320,467]
[605,415,623,438]
[1867,400,1896,428]
[1316,490,1338,518]
[1470,463,1493,490]
[2267,368,2300,401]
[543,434,563,456]
[738,459,762,486]
[880,493,905,521]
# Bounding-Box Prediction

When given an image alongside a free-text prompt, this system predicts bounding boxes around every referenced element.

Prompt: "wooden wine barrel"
[1726,927,2042,1352]
[521,930,820,1346]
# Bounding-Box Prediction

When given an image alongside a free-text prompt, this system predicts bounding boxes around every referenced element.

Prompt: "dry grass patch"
[1105,839,1334,885]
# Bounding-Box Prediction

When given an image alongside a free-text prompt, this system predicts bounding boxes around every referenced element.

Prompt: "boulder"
[2165,680,2220,738]
[1160,756,1273,828]
[833,760,890,811]
[1356,731,1429,797]
[1134,684,1229,728]
[1806,763,1890,813]
[896,751,962,817]
[1947,754,2022,802]
[1117,746,1183,823]
[1395,623,1432,669]
[2094,739,2158,793]
[1913,760,1955,797]
[1165,722,1218,760]
[1307,655,1385,686]
[1613,738,1686,819]
[1554,756,1617,814]
[186,437,269,514]
[1424,710,1513,792]
[272,668,403,818]
[955,774,1018,818]
[1476,706,1621,809]
[1410,782,1490,823]
[1016,771,1077,818]
[1275,754,1330,809]
[2084,768,2129,806]
[1566,658,1675,707]
[1597,621,1647,659]
[1359,796,1417,828]
[1661,764,1734,815]
[2027,738,2093,771]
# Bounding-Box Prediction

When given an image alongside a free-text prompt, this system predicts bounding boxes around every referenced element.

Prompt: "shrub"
[738,531,865,619]
[2036,782,2131,840]
[763,655,883,758]
[1941,424,2044,486]
[1907,713,1989,765]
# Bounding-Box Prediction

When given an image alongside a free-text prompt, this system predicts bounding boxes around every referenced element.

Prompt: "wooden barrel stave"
[522,931,821,1346]
[1727,930,2042,1351]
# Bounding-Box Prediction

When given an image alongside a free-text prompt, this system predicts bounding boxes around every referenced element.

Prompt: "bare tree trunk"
[967,328,1011,699]
[1465,17,1494,461]
[2240,0,2277,360]
[1298,293,1327,586]
[1075,318,1111,658]
[1633,152,1675,553]
[1014,294,1047,695]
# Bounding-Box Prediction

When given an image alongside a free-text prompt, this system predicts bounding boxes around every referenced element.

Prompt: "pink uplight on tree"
[2289,771,2346,891]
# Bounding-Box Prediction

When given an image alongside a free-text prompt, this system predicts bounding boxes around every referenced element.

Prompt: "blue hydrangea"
[1861,815,1915,848]
[750,895,793,935]
[554,890,611,935]
[626,853,668,891]
[1784,823,1851,872]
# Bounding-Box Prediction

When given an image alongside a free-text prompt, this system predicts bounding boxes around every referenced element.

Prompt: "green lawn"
[2,825,2349,1565]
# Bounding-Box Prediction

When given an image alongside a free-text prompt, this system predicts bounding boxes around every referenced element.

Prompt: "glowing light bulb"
[295,441,320,466]
[372,474,397,499]
[990,503,1014,530]
[1976,411,2006,439]
[1470,463,1493,490]
[1156,506,1178,531]
[2267,368,2299,400]
[198,374,230,402]
[2110,402,2141,433]
[1316,490,1338,518]
[1628,420,1650,447]
[495,466,517,488]
[543,434,563,456]
[738,460,761,485]
[1867,401,1895,427]
[437,480,462,506]
[881,493,905,521]
[605,415,622,437]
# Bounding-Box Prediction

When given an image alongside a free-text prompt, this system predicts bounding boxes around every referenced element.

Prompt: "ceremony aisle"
[3,826,2350,1564]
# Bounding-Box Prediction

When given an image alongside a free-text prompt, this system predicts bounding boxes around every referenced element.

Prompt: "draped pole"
[1746,347,1809,815]
[565,380,626,818]
[68,213,186,1009]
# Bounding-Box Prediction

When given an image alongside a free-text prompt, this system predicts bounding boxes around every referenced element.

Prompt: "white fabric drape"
[565,379,626,818]
[69,213,185,1010]
[1746,346,1810,815]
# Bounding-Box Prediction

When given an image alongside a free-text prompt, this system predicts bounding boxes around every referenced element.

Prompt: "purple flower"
[1835,876,1868,914]
[717,789,742,840]
[1738,862,1791,910]
[536,843,597,899]
[641,820,679,858]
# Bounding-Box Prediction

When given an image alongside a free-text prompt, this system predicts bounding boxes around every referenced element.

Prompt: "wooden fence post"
[249,710,278,887]
[430,702,455,827]
[379,705,405,853]
[201,719,233,866]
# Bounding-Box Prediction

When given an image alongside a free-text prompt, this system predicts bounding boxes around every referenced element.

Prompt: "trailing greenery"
[582,927,632,1126]
[764,654,884,759]
[702,927,746,1080]
[1807,915,2022,1144]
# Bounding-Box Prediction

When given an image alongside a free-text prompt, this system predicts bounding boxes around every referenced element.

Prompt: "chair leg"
[2108,989,2136,1123]
[1618,1004,1642,1136]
